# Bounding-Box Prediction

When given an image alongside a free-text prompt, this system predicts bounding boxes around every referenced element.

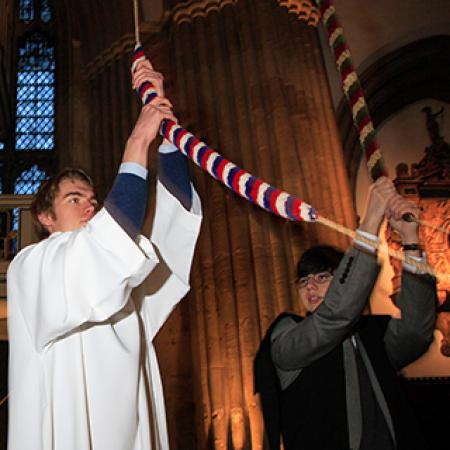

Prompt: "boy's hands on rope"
[359,177,419,241]
[132,57,180,149]
[359,176,397,236]
[122,60,176,167]
[386,194,420,249]
[132,59,165,97]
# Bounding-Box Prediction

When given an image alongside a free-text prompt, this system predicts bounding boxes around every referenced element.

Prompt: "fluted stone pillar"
[163,0,355,448]
[75,0,356,447]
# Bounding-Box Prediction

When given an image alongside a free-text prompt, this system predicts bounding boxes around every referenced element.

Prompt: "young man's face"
[38,178,98,234]
[297,272,333,313]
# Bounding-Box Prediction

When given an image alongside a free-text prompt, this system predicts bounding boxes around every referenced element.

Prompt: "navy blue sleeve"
[158,151,192,210]
[104,173,147,240]
[103,150,192,239]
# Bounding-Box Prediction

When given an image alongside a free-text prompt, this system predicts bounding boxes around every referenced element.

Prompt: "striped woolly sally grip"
[132,45,318,223]
[317,0,387,180]
[132,45,158,105]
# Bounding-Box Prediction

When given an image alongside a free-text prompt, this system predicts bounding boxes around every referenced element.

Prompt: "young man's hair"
[296,245,344,281]
[30,167,95,240]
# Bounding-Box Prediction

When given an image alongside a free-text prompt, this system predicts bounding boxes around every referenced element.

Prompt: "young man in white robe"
[7,61,202,450]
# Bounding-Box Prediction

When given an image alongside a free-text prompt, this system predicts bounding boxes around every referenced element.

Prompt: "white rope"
[316,216,449,282]
[0,393,8,408]
[133,0,141,46]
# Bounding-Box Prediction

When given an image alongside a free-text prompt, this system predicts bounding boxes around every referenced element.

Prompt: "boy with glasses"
[254,177,437,450]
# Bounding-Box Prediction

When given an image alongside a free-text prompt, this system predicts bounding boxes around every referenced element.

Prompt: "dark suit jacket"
[255,246,437,450]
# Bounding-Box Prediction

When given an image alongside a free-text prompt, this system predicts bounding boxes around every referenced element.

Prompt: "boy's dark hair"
[296,245,344,281]
[30,167,95,240]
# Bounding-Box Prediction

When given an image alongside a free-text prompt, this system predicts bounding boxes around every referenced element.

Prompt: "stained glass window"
[5,1,57,239]
[15,31,55,152]
[19,0,53,23]
[14,164,47,195]
[40,0,53,22]
[12,165,47,230]
[19,0,34,23]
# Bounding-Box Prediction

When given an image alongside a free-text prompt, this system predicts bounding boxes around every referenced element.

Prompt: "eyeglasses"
[297,271,333,289]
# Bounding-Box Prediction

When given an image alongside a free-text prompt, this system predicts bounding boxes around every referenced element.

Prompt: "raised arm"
[383,195,437,370]
[125,58,202,340]
[271,177,396,370]
[104,61,176,239]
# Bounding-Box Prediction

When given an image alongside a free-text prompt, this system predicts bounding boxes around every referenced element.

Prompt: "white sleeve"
[8,208,159,351]
[137,180,202,341]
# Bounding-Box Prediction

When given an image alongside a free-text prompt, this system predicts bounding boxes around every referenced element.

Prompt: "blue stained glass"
[37,86,55,100]
[36,101,54,116]
[36,135,54,149]
[15,136,26,149]
[17,86,33,101]
[14,31,56,152]
[18,54,55,72]
[12,209,19,232]
[17,71,55,85]
[14,164,47,195]
[0,142,4,151]
[37,72,54,84]
[19,0,34,23]
[17,85,55,102]
[17,118,52,132]
[16,101,54,117]
[16,118,34,132]
[40,0,53,22]
[16,134,54,151]
[36,118,54,132]
[12,165,47,230]
[16,102,31,116]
